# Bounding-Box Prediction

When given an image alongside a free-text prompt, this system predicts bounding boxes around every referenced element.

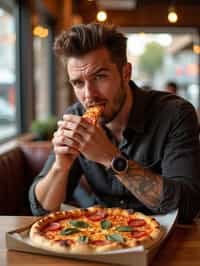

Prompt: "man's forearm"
[117,160,163,208]
[35,163,70,211]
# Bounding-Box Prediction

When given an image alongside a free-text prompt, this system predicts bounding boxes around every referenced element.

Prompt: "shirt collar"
[127,81,152,133]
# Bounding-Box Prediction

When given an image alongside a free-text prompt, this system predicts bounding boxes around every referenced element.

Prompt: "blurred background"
[0,0,200,143]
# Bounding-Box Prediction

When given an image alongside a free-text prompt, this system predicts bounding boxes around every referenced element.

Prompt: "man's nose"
[84,81,95,99]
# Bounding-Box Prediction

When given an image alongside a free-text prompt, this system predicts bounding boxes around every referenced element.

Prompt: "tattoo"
[117,160,163,208]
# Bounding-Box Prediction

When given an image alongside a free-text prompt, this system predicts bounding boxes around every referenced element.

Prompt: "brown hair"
[54,23,127,71]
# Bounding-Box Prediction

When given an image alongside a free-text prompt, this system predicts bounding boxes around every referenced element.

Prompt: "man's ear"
[122,63,132,81]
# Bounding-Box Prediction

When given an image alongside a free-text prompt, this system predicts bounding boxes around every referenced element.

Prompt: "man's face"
[67,47,129,124]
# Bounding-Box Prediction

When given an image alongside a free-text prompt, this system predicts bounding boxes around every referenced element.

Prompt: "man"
[165,81,178,94]
[29,23,200,224]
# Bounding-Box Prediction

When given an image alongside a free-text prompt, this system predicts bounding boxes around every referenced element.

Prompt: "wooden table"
[0,216,200,266]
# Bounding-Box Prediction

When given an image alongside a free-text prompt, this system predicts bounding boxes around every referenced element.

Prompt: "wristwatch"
[108,154,129,176]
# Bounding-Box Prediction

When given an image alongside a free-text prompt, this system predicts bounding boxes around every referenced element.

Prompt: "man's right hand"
[35,114,81,212]
[52,117,80,172]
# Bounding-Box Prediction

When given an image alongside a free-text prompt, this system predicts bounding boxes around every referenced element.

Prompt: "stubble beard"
[101,79,127,125]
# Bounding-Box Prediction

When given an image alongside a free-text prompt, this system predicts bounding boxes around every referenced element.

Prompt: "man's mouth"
[86,101,106,108]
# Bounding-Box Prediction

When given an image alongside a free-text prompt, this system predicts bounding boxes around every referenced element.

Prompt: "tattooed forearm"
[117,160,163,208]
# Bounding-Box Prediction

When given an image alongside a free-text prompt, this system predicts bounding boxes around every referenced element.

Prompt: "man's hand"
[58,114,119,168]
[52,116,80,171]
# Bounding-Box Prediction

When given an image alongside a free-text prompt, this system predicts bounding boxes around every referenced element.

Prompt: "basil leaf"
[78,235,89,243]
[116,226,133,232]
[101,220,112,229]
[106,234,124,243]
[60,228,80,235]
[69,220,89,228]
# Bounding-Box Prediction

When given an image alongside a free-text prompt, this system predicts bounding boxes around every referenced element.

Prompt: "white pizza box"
[6,209,178,266]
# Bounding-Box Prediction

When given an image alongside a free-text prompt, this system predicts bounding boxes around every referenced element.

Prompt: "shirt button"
[120,200,124,205]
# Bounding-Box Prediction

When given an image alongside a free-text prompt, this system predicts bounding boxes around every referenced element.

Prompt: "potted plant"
[19,116,58,175]
[30,116,58,141]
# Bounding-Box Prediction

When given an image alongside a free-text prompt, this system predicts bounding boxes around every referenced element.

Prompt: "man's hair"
[54,23,127,71]
[166,81,178,94]
[166,81,178,90]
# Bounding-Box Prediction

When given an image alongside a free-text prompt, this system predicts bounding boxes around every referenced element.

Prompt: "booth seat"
[0,142,51,215]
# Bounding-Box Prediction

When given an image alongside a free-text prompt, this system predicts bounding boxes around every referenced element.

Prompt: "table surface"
[1,216,200,266]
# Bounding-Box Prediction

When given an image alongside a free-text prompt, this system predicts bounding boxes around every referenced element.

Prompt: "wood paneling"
[77,1,200,28]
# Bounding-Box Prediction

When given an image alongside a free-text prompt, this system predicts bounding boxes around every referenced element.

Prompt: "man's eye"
[72,80,84,88]
[95,74,106,81]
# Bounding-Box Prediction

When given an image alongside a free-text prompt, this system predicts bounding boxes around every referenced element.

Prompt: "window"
[0,5,17,141]
[126,30,200,109]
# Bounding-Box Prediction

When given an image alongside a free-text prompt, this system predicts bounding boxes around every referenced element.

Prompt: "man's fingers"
[54,145,79,155]
[53,127,84,145]
[63,130,84,143]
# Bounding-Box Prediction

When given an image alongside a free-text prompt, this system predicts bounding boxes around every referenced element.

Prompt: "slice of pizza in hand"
[82,104,105,125]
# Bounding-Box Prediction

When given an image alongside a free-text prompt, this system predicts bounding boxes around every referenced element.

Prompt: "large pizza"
[29,207,163,254]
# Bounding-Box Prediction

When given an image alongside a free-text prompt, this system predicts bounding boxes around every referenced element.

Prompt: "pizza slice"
[82,104,105,125]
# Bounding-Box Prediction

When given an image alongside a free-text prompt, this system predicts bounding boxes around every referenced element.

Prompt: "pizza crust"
[29,207,164,254]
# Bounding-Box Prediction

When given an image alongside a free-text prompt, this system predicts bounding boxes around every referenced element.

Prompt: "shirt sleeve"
[28,105,84,216]
[28,151,83,216]
[156,101,200,223]
[28,152,55,216]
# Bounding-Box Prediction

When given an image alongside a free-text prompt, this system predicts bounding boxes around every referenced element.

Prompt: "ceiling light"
[193,45,200,54]
[33,26,48,38]
[96,10,107,22]
[168,6,178,23]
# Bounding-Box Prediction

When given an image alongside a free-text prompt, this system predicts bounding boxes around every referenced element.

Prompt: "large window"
[0,5,17,141]
[126,30,200,109]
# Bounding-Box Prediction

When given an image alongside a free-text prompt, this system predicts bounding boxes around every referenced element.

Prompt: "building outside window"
[0,5,17,141]
[126,31,199,109]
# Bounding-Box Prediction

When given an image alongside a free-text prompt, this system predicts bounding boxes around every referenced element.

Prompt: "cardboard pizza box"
[6,209,178,266]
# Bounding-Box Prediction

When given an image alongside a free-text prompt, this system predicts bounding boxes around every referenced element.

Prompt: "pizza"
[29,207,163,254]
[82,104,105,125]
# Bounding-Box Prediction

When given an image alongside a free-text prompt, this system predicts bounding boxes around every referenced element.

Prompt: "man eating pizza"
[29,23,200,224]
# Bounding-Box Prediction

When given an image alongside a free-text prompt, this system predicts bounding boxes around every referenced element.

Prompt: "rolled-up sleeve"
[29,105,86,216]
[29,152,83,216]
[28,152,55,216]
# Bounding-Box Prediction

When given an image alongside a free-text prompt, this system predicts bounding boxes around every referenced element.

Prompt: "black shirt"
[29,81,200,223]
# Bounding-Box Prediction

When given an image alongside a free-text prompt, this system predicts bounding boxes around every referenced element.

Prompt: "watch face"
[112,156,128,172]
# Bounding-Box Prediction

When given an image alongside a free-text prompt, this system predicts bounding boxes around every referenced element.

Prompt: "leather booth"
[0,142,51,215]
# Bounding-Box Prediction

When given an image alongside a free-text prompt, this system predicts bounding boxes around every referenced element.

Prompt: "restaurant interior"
[0,1,200,265]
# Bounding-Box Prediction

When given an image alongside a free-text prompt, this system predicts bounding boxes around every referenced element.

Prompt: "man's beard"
[101,79,127,125]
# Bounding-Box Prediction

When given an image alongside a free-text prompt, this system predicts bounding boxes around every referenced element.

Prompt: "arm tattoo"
[117,160,163,208]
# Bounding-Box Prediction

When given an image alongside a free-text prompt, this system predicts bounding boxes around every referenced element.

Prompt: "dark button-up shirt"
[29,81,200,223]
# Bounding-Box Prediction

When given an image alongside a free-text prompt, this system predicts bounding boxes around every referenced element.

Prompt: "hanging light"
[33,25,48,38]
[168,6,178,23]
[193,44,200,54]
[96,10,107,22]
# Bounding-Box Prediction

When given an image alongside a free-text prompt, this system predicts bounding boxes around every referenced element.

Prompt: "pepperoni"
[131,231,148,239]
[86,211,107,221]
[128,219,146,227]
[91,240,110,246]
[44,222,61,232]
[68,213,82,219]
